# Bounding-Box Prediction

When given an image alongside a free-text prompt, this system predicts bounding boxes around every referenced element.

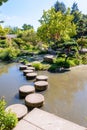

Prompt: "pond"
[0,62,87,127]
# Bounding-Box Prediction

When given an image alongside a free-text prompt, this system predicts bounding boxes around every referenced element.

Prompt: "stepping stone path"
[36,75,48,81]
[6,104,28,120]
[26,63,32,67]
[34,81,48,91]
[23,69,33,76]
[27,66,35,70]
[26,72,37,80]
[19,65,27,70]
[19,85,35,98]
[25,93,44,109]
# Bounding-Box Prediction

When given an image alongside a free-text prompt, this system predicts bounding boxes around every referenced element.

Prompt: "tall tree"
[71,2,79,14]
[71,2,82,23]
[54,0,66,13]
[37,8,76,43]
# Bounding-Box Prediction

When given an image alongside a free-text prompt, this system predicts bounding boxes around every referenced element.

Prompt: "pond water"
[0,62,87,127]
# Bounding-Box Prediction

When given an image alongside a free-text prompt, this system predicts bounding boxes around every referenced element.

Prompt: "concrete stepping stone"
[36,75,48,81]
[6,104,28,120]
[23,69,33,76]
[27,66,35,70]
[19,85,35,98]
[23,108,86,130]
[25,93,44,109]
[26,72,37,80]
[19,65,27,70]
[26,63,32,67]
[13,119,42,130]
[34,81,48,91]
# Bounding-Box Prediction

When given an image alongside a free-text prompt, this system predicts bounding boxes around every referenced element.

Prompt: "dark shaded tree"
[71,2,82,24]
[54,0,66,13]
[22,24,33,30]
[71,2,79,14]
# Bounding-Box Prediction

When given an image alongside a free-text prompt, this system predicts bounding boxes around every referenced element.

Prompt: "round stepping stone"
[25,93,44,108]
[19,85,35,98]
[34,81,48,91]
[26,63,32,67]
[23,69,33,76]
[36,75,48,81]
[26,72,37,80]
[6,104,28,120]
[19,65,27,70]
[27,67,35,70]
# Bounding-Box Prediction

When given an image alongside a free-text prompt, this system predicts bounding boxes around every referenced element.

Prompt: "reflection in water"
[0,63,87,127]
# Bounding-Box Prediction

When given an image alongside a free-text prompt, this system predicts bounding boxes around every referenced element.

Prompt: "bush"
[0,47,20,61]
[48,64,59,72]
[54,58,65,67]
[0,98,18,130]
[32,61,49,70]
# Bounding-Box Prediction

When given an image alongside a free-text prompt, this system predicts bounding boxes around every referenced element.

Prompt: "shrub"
[32,62,43,70]
[0,47,20,61]
[0,98,18,130]
[54,58,65,67]
[32,61,49,70]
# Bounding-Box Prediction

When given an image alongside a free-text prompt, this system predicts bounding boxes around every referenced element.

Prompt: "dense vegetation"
[0,98,18,130]
[0,1,87,70]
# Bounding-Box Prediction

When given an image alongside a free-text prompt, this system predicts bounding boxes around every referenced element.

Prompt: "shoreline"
[70,64,87,70]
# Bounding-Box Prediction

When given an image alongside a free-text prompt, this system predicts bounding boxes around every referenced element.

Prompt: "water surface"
[0,62,87,127]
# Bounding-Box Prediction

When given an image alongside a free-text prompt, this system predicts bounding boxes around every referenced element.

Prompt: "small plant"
[0,97,18,130]
[32,61,49,70]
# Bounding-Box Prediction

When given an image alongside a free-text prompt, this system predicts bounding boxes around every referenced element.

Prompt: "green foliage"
[77,38,87,49]
[17,29,38,46]
[0,26,9,36]
[22,24,33,30]
[71,2,79,14]
[37,8,76,43]
[32,61,49,70]
[54,0,66,13]
[13,38,25,48]
[81,54,87,64]
[0,98,18,130]
[0,40,8,48]
[0,47,20,61]
[48,64,59,72]
[54,58,65,67]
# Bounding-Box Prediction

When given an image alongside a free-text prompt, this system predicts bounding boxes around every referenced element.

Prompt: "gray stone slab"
[13,119,43,130]
[24,108,86,130]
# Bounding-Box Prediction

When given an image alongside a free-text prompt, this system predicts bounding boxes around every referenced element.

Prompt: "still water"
[0,62,87,127]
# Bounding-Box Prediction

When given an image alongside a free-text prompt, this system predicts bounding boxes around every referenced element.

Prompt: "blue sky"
[0,0,86,30]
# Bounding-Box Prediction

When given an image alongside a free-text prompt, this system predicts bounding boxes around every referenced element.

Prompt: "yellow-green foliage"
[37,8,76,43]
[0,47,20,60]
[32,61,49,70]
[0,98,18,130]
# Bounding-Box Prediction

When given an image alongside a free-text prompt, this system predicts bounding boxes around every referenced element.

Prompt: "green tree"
[71,2,82,24]
[54,0,66,13]
[22,24,33,30]
[71,2,79,14]
[0,25,9,36]
[37,8,76,43]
